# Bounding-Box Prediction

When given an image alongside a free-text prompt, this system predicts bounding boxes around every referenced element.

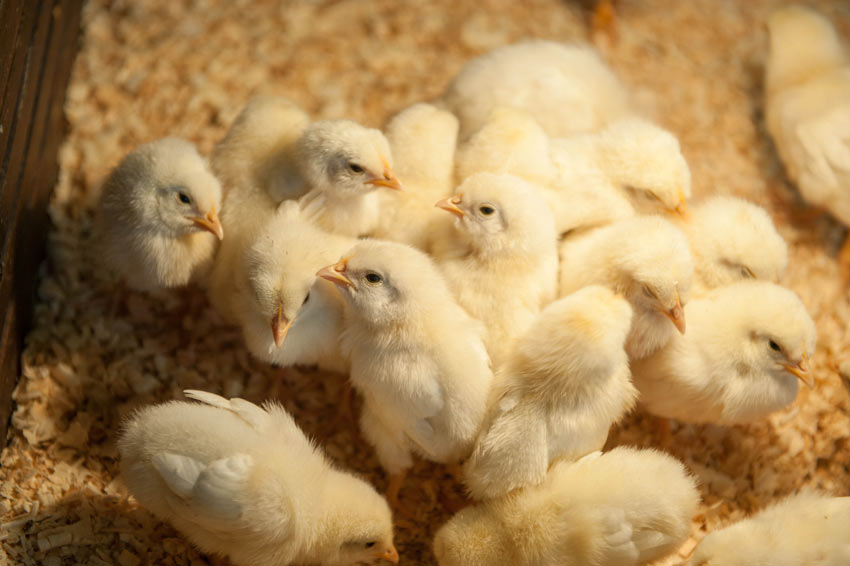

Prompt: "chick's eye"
[365,542,376,549]
[177,192,192,204]
[642,285,656,298]
[479,205,495,215]
[365,273,382,285]
[348,163,364,173]
[740,265,755,278]
[769,339,781,352]
[302,292,310,306]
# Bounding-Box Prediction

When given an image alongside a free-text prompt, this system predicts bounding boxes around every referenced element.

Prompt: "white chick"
[118,390,398,566]
[432,173,558,365]
[372,103,459,250]
[559,215,693,360]
[440,39,632,140]
[765,6,850,269]
[317,240,493,504]
[232,201,356,373]
[464,286,637,501]
[690,491,850,566]
[632,280,817,425]
[95,137,223,291]
[677,195,788,294]
[435,446,700,566]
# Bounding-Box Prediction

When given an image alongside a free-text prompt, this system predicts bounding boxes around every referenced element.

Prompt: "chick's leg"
[359,405,414,514]
[592,0,617,40]
[838,233,850,284]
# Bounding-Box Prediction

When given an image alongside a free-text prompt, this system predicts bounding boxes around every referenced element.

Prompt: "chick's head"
[321,469,397,565]
[317,240,444,327]
[435,172,556,258]
[684,196,788,288]
[297,120,401,197]
[598,118,691,216]
[433,504,511,566]
[121,138,223,239]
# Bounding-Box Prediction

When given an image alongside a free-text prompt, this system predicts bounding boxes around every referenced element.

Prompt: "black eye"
[740,266,755,278]
[479,205,495,215]
[365,272,382,284]
[302,292,310,306]
[365,542,376,549]
[178,192,192,204]
[349,163,364,173]
[769,339,781,352]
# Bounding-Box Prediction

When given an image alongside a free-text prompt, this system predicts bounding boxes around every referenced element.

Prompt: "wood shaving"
[2,0,850,565]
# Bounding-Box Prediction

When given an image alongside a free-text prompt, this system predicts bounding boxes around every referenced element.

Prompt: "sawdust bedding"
[2,0,849,565]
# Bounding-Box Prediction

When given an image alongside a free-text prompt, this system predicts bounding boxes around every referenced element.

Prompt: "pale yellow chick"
[435,446,700,566]
[118,390,398,566]
[464,286,637,500]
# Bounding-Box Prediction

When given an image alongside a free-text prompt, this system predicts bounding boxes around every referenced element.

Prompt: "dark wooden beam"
[0,0,83,447]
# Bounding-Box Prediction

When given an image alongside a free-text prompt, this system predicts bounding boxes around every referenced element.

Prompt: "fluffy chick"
[435,446,699,566]
[464,286,637,500]
[677,195,788,294]
[118,390,397,566]
[632,280,817,424]
[440,39,632,140]
[432,173,559,365]
[232,201,356,373]
[318,240,493,502]
[690,491,850,566]
[766,6,850,265]
[95,137,223,291]
[372,103,459,250]
[559,215,693,360]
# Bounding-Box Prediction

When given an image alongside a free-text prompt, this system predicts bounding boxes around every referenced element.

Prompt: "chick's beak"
[376,545,399,564]
[672,188,689,219]
[661,294,686,334]
[366,158,402,191]
[271,304,293,348]
[317,258,354,288]
[191,206,224,240]
[435,195,466,218]
[783,351,814,388]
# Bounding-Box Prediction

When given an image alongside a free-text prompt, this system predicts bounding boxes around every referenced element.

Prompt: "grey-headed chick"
[118,390,398,566]
[317,240,493,505]
[435,446,699,566]
[690,491,850,566]
[558,215,693,360]
[95,137,223,291]
[464,286,637,500]
[432,173,559,366]
[632,280,817,425]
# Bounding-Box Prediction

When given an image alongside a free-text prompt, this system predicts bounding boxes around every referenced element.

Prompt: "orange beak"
[376,545,399,564]
[783,351,813,388]
[672,188,689,219]
[317,258,354,288]
[271,304,293,348]
[435,195,466,218]
[191,206,224,240]
[661,294,686,334]
[366,157,402,191]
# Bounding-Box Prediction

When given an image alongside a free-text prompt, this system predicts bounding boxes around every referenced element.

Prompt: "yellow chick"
[559,215,693,360]
[432,173,559,366]
[690,491,850,566]
[440,40,632,140]
[435,447,699,566]
[632,280,817,425]
[118,390,398,566]
[765,6,850,270]
[317,240,493,506]
[372,103,459,250]
[464,286,637,500]
[677,195,788,295]
[95,137,223,291]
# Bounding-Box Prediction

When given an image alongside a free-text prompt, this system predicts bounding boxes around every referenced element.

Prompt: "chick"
[677,195,788,294]
[435,446,699,566]
[464,286,637,500]
[559,215,693,360]
[765,6,850,271]
[632,280,817,425]
[690,491,850,566]
[95,138,223,291]
[317,240,493,504]
[118,390,398,566]
[232,201,356,373]
[432,173,559,365]
[372,103,458,250]
[440,40,632,140]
